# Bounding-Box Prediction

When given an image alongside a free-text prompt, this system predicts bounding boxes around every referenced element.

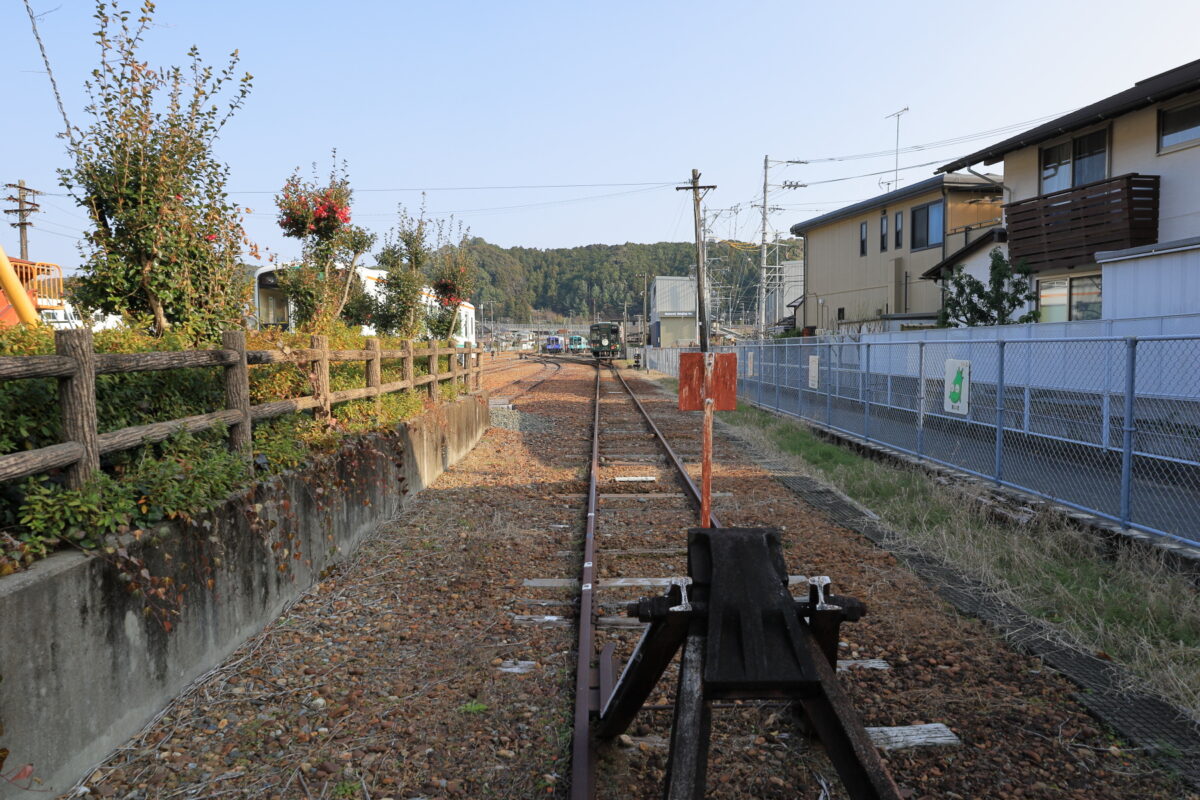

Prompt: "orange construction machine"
[0,244,65,326]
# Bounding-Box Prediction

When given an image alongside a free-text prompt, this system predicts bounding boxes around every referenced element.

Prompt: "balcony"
[1005,173,1159,273]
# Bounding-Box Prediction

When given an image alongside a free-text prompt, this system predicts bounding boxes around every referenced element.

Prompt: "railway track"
[482,354,563,399]
[535,361,899,799]
[569,363,716,798]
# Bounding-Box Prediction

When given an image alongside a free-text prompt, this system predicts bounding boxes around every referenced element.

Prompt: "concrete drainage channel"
[716,418,1200,790]
[0,395,490,799]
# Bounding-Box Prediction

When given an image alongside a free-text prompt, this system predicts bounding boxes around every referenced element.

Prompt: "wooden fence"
[0,329,483,488]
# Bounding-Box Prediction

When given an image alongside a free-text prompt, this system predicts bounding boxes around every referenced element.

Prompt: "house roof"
[920,227,1008,280]
[788,173,1000,237]
[937,59,1200,173]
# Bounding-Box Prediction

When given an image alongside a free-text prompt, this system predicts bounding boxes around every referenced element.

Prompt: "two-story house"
[937,58,1200,321]
[789,174,1003,333]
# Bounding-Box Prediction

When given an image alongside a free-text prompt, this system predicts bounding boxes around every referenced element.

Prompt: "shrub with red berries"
[276,174,352,240]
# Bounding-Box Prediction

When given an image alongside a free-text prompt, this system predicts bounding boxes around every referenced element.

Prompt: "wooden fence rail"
[0,329,483,489]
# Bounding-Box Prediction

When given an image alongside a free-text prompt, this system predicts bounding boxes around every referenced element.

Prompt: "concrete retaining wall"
[0,395,489,798]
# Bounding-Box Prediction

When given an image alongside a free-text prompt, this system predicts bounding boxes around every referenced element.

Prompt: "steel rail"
[572,364,722,799]
[488,355,562,398]
[570,364,602,800]
[610,365,723,529]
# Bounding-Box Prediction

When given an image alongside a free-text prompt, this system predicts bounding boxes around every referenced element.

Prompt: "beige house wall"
[1004,88,1200,241]
[801,187,1001,330]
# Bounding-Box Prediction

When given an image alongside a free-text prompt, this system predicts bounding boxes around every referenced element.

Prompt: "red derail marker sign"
[678,352,737,411]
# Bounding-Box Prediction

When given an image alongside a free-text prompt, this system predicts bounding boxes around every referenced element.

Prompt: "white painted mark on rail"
[523,576,809,588]
[866,723,960,750]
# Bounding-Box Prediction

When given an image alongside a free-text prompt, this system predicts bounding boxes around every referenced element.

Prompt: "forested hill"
[463,238,784,322]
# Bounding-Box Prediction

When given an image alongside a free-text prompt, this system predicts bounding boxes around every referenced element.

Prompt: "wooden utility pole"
[637,271,650,369]
[676,170,716,352]
[4,181,41,260]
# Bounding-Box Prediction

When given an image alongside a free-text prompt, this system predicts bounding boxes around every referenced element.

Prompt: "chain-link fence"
[646,335,1200,547]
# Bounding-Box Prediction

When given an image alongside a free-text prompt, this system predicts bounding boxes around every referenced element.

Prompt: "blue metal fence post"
[993,340,1006,485]
[1120,337,1138,526]
[862,343,871,442]
[825,341,833,425]
[774,343,782,412]
[916,341,925,457]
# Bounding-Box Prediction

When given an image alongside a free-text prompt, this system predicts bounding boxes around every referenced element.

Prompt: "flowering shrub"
[276,175,352,240]
[273,160,374,333]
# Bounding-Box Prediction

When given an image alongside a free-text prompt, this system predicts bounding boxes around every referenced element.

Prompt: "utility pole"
[755,158,804,338]
[758,155,769,340]
[637,271,650,368]
[677,169,716,352]
[4,181,42,260]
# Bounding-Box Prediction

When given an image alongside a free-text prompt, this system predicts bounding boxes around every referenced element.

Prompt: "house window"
[880,214,888,252]
[1160,100,1200,150]
[910,201,944,250]
[859,222,867,256]
[894,211,903,248]
[1040,129,1108,193]
[836,307,845,321]
[1038,275,1102,322]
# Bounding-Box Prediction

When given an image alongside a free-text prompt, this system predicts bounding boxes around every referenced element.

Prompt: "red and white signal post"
[678,351,737,527]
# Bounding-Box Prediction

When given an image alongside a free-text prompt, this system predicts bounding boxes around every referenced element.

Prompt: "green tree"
[937,248,1040,327]
[426,220,477,340]
[367,205,432,337]
[62,0,253,338]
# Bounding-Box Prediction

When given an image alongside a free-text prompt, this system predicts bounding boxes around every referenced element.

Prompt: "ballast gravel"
[72,359,1196,800]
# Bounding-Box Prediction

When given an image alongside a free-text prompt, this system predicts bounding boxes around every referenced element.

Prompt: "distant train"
[589,321,623,360]
[543,335,565,354]
[567,334,587,353]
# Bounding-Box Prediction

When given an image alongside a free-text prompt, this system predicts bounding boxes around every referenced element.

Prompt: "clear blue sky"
[5,0,1200,272]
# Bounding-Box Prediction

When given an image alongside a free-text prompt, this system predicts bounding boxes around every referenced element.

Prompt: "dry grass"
[710,397,1200,722]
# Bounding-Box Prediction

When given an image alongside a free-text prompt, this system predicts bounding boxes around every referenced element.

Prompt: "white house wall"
[1004,90,1200,242]
[1101,247,1200,318]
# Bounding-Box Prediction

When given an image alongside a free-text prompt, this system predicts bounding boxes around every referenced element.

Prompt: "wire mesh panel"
[1003,339,1127,522]
[1129,337,1200,538]
[649,334,1200,545]
[866,342,921,454]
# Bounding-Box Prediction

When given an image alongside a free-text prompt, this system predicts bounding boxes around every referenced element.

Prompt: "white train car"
[251,264,475,346]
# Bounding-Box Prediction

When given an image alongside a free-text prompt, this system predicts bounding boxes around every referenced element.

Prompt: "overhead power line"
[780,158,947,188]
[228,181,677,195]
[777,108,1076,165]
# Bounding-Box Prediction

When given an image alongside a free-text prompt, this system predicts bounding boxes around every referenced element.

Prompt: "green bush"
[0,321,457,575]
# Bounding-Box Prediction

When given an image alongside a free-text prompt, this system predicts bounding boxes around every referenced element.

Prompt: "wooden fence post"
[366,337,382,411]
[428,340,440,402]
[473,347,482,392]
[404,339,415,390]
[450,344,460,392]
[311,335,330,420]
[56,328,100,489]
[222,330,252,458]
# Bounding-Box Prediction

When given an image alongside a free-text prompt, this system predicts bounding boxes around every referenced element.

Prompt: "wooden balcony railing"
[1004,173,1159,273]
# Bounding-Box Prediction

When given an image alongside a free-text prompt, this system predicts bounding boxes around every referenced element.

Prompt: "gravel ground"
[72,361,1196,799]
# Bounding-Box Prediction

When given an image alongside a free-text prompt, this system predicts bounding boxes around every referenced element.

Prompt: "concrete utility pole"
[758,155,769,339]
[4,181,41,260]
[677,169,716,352]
